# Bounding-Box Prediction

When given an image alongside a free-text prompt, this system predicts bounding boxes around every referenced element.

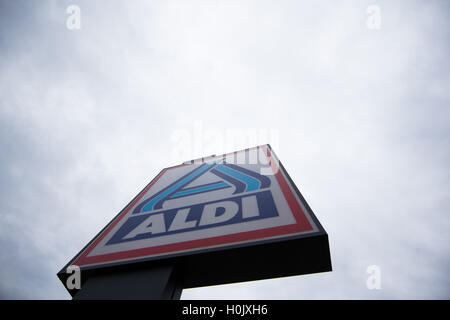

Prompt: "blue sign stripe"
[171,181,229,198]
[223,163,271,188]
[214,165,260,192]
[210,168,246,194]
[141,162,215,212]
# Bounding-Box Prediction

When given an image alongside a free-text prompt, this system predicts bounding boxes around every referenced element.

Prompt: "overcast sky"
[0,0,449,299]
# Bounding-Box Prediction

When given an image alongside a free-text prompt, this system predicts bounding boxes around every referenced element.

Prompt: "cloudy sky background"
[0,0,449,299]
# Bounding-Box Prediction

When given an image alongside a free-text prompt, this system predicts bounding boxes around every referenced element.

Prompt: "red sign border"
[72,145,314,267]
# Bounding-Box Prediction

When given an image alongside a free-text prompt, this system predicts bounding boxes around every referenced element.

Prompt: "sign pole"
[73,264,182,300]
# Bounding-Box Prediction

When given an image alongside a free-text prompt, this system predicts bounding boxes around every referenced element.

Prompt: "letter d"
[199,201,239,226]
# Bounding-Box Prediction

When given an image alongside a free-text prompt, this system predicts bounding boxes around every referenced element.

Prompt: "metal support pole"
[73,264,182,300]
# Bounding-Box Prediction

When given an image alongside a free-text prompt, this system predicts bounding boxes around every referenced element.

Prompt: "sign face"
[68,145,321,270]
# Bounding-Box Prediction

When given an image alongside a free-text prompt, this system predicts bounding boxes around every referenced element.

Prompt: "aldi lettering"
[108,191,278,244]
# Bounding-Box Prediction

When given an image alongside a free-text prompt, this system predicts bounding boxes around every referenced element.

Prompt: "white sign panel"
[71,145,319,268]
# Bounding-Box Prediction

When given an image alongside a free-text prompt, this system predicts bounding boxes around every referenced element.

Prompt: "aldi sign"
[59,145,331,294]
